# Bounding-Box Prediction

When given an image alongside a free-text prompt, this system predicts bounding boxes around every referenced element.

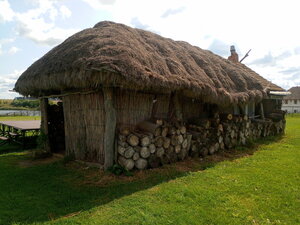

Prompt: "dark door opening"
[48,101,65,153]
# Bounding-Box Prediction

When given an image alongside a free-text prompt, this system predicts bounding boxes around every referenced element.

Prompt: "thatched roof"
[15,21,284,106]
[284,87,300,100]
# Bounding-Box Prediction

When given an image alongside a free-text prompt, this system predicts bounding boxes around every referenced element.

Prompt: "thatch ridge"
[15,21,283,105]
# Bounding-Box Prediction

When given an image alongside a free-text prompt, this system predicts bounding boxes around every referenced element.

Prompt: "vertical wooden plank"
[103,88,116,169]
[40,98,51,152]
[260,102,265,119]
[173,92,183,121]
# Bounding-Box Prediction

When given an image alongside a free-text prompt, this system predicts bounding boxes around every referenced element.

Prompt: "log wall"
[116,114,286,171]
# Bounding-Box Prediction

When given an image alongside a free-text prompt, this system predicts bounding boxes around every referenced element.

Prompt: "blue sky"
[1,0,300,98]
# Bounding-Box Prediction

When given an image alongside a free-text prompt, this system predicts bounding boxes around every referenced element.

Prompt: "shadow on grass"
[0,143,24,155]
[0,134,284,225]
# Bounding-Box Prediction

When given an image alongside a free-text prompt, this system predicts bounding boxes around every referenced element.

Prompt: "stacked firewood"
[116,113,286,171]
[117,120,192,170]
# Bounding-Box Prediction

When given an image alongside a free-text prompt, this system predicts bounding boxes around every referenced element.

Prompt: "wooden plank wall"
[115,90,155,129]
[181,96,204,121]
[63,92,105,164]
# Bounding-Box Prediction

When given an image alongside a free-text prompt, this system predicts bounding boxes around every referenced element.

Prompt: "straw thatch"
[15,21,283,105]
[283,86,300,100]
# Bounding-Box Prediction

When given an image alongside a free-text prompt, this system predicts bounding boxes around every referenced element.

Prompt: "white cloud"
[0,38,15,55]
[0,0,15,22]
[60,5,72,19]
[82,0,116,9]
[14,0,78,46]
[8,46,21,55]
[0,70,24,99]
[161,7,185,18]
[0,0,77,46]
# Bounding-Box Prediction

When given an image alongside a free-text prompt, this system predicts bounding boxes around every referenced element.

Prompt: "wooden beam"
[173,92,183,121]
[40,98,51,152]
[103,88,117,169]
[260,102,265,120]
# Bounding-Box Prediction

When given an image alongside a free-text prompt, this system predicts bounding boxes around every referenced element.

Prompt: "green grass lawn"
[0,116,40,121]
[0,116,299,225]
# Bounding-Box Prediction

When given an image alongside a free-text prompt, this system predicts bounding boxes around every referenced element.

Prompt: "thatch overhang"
[14,21,284,106]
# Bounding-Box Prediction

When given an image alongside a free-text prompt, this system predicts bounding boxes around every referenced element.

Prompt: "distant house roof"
[15,21,284,106]
[283,86,300,100]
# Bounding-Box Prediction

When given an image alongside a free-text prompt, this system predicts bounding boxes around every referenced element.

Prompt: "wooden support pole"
[260,102,265,120]
[40,98,51,152]
[103,88,117,169]
[173,92,183,121]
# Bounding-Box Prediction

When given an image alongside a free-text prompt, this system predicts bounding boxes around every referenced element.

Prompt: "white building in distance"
[282,87,300,113]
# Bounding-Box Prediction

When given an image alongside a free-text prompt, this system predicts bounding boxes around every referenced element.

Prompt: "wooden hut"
[14,21,288,170]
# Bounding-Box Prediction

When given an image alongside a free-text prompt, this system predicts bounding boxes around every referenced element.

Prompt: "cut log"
[117,146,126,156]
[154,127,162,136]
[140,136,151,147]
[118,156,134,170]
[135,158,148,170]
[182,138,188,149]
[140,147,150,158]
[230,130,235,139]
[118,135,126,142]
[175,145,181,153]
[155,119,163,126]
[156,147,165,157]
[118,140,128,148]
[136,121,160,134]
[191,142,198,152]
[218,136,223,144]
[217,124,223,132]
[149,144,156,153]
[161,127,169,137]
[127,134,139,146]
[214,143,220,152]
[119,127,130,136]
[178,135,184,144]
[178,148,188,160]
[219,141,225,150]
[168,127,176,135]
[186,134,192,150]
[124,147,135,159]
[134,146,141,153]
[179,126,186,134]
[154,136,164,147]
[163,137,171,149]
[133,152,140,161]
[171,135,183,146]
[166,145,174,154]
[198,119,210,129]
[220,113,233,121]
[208,145,215,155]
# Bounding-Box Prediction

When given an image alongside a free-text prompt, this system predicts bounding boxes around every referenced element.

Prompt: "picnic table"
[0,120,41,148]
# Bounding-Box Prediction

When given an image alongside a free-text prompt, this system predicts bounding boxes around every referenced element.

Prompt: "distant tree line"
[11,99,40,109]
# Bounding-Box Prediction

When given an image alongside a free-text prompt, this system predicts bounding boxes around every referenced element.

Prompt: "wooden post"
[171,92,183,121]
[40,98,51,152]
[260,102,265,120]
[103,88,117,170]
